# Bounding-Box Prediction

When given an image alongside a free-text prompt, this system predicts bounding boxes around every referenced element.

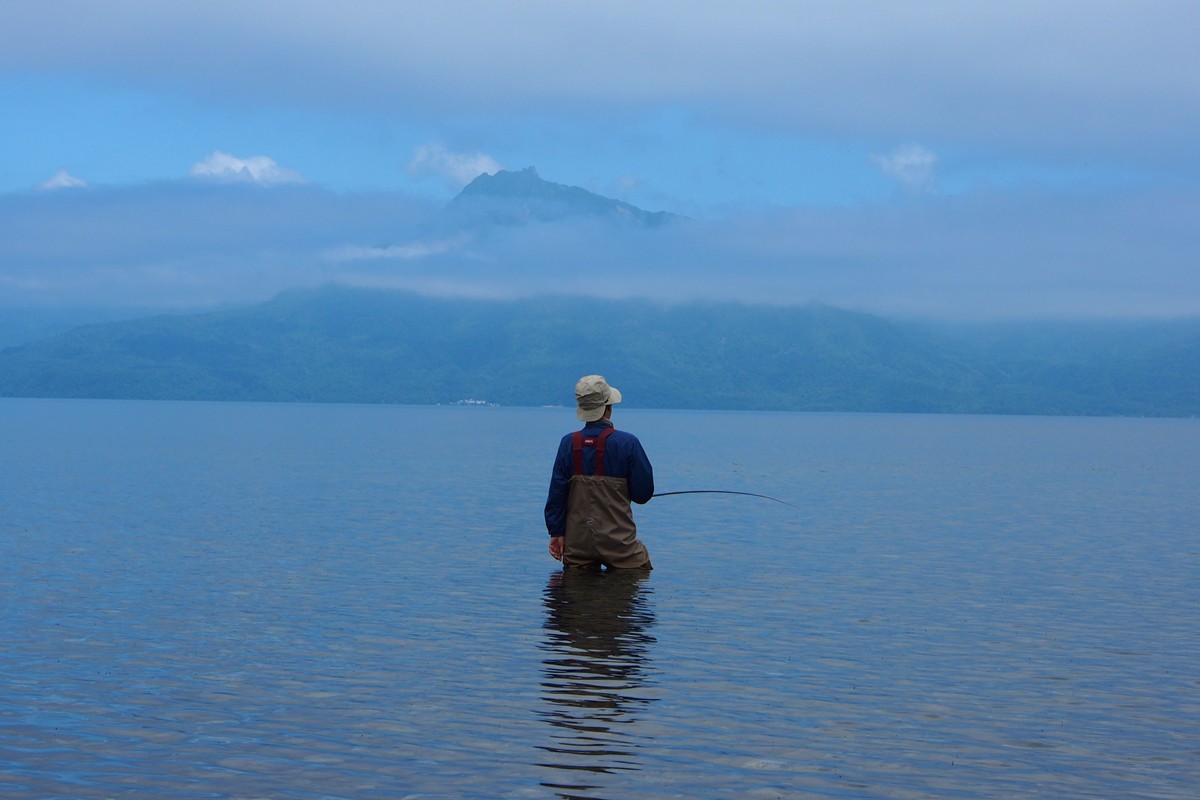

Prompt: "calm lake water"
[1,398,1197,799]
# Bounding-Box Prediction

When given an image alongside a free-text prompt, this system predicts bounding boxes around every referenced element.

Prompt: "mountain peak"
[458,166,545,197]
[449,167,677,227]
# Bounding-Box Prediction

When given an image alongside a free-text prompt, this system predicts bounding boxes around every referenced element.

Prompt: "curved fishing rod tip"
[652,489,798,509]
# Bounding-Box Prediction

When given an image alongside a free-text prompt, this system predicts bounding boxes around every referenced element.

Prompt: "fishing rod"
[652,489,798,509]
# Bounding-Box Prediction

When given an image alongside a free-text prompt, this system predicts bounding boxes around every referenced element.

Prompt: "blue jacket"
[544,420,654,538]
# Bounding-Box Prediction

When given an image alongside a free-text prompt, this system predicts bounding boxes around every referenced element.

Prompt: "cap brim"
[577,405,606,422]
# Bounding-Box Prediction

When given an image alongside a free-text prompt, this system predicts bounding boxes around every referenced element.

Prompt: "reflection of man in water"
[538,569,657,796]
[544,375,654,570]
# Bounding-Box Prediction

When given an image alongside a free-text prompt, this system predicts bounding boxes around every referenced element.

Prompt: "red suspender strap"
[593,427,615,476]
[572,431,584,475]
[571,427,617,476]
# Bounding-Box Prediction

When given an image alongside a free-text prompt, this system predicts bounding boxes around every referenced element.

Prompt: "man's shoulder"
[608,428,644,448]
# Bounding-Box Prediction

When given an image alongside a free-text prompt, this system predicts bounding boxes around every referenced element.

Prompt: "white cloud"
[407,142,502,189]
[871,144,938,192]
[37,170,88,191]
[324,237,464,262]
[189,151,306,185]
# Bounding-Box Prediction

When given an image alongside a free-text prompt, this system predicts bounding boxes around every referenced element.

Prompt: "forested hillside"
[1,287,1197,416]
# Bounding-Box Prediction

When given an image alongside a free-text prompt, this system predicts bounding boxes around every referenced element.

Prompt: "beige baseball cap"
[575,375,622,421]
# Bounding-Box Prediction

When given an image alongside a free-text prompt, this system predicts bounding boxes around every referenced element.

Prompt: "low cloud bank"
[1,179,1196,320]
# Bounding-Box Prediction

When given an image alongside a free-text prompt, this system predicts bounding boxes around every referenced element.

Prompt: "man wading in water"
[544,375,654,570]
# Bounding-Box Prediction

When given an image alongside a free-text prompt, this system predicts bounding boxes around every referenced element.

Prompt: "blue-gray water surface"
[1,398,1197,799]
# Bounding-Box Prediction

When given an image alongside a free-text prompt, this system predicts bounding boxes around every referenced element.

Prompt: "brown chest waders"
[563,428,652,570]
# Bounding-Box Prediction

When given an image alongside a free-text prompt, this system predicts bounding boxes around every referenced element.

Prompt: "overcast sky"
[1,1,1197,319]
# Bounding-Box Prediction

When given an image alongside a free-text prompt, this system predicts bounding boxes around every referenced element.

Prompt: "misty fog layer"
[3,179,1196,320]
